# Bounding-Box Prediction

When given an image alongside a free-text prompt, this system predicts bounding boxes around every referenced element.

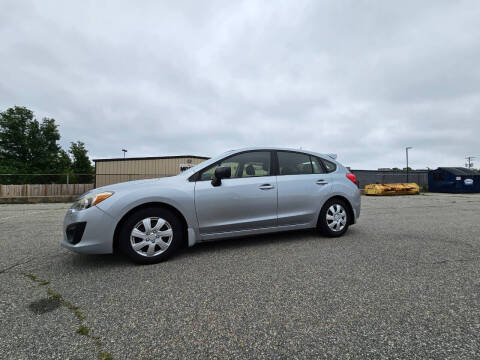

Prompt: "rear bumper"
[352,207,360,224]
[351,190,361,224]
[61,206,116,254]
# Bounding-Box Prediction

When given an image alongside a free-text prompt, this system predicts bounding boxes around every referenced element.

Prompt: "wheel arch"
[317,195,355,227]
[112,202,189,253]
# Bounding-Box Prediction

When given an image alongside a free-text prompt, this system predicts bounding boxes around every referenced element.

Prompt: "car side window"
[321,158,337,173]
[311,156,326,174]
[277,152,313,175]
[199,164,218,181]
[198,151,271,181]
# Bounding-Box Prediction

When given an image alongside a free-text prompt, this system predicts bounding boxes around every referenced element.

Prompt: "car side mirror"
[211,166,231,186]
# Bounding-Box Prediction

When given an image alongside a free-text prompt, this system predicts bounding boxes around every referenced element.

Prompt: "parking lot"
[1,193,479,359]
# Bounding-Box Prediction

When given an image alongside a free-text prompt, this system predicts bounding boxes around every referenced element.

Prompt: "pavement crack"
[0,258,32,274]
[22,272,113,360]
[427,257,479,265]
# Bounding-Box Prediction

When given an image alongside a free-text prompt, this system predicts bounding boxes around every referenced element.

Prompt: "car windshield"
[180,150,235,177]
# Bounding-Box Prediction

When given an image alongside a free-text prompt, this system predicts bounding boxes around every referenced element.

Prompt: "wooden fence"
[0,184,94,197]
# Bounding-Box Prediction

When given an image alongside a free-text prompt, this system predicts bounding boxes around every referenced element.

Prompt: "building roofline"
[93,155,210,162]
[436,167,479,175]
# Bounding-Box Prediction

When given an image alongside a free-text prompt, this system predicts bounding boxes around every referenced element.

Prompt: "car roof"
[226,146,335,160]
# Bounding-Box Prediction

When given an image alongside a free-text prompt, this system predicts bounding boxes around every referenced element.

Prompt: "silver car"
[62,147,361,264]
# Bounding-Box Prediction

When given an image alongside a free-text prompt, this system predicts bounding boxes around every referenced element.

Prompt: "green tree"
[69,141,94,183]
[0,106,31,175]
[25,116,65,181]
[57,149,72,171]
[0,106,84,184]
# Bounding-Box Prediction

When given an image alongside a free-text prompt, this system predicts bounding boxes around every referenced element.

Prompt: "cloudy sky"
[1,1,479,169]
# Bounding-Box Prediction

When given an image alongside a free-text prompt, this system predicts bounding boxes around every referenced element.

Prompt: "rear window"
[321,158,337,173]
[277,151,312,175]
[311,156,325,174]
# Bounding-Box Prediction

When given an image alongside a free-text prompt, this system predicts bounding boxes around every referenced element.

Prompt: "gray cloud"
[1,0,479,169]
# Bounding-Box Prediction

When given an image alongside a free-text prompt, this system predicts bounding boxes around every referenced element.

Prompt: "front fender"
[96,182,197,231]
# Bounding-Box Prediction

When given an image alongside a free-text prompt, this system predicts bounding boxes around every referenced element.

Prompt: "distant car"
[62,147,361,264]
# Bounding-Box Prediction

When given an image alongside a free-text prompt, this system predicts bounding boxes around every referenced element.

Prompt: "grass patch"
[76,325,89,336]
[24,273,37,281]
[64,302,79,311]
[47,289,62,301]
[99,352,113,360]
[23,272,113,359]
[24,273,50,287]
[74,310,86,321]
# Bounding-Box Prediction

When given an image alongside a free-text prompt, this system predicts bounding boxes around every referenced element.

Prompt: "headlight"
[71,192,114,211]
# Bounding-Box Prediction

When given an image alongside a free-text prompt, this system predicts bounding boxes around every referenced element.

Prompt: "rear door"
[194,151,277,235]
[276,151,334,226]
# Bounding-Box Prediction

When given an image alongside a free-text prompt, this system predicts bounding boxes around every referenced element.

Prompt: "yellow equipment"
[364,183,420,196]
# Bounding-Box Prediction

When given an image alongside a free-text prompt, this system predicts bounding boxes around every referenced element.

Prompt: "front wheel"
[318,199,350,237]
[119,207,183,264]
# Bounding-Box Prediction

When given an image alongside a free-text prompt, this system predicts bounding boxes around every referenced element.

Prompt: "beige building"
[94,155,209,187]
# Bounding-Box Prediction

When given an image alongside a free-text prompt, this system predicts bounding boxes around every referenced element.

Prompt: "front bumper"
[61,205,116,254]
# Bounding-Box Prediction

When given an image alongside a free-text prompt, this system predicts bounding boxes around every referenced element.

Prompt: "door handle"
[259,184,275,190]
[316,179,328,185]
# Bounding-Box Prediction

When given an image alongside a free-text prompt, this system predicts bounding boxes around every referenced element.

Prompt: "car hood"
[84,176,182,197]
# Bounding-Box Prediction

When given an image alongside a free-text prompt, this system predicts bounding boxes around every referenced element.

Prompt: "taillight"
[346,173,357,185]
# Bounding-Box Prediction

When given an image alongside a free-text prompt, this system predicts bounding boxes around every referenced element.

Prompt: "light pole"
[406,147,412,182]
[122,149,127,158]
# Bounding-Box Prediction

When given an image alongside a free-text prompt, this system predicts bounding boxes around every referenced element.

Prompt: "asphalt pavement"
[0,193,479,359]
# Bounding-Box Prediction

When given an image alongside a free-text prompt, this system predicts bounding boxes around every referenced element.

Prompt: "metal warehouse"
[94,155,209,187]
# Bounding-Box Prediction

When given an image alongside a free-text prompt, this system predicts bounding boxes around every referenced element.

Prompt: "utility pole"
[122,149,128,158]
[465,156,475,169]
[406,147,412,183]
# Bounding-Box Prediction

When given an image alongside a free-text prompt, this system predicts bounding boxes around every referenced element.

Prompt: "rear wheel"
[318,198,350,237]
[119,207,183,264]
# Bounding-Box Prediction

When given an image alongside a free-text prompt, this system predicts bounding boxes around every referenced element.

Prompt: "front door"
[194,151,277,235]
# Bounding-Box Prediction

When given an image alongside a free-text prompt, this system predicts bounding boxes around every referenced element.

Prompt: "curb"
[0,196,77,204]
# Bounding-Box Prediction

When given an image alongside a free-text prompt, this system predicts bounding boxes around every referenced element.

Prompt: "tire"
[318,198,350,237]
[119,207,184,264]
